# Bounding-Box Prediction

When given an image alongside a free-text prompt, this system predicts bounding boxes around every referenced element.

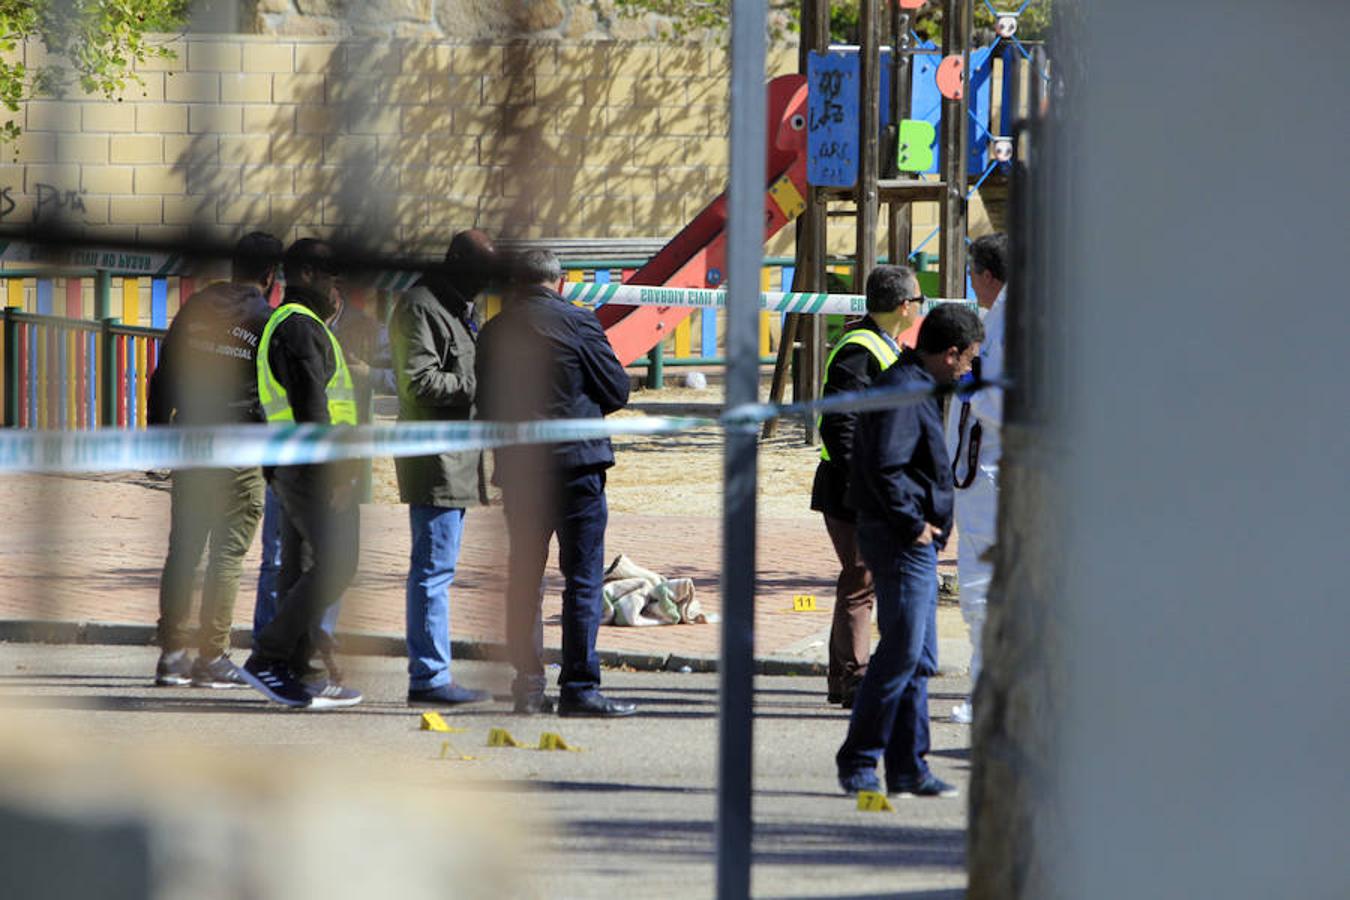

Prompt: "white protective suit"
[946,286,1005,696]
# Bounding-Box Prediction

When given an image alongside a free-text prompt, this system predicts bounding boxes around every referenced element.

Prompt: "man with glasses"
[239,238,362,709]
[837,303,984,799]
[812,265,923,708]
[947,232,1009,725]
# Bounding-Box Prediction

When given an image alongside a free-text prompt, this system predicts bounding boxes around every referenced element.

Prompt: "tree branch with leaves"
[0,0,190,142]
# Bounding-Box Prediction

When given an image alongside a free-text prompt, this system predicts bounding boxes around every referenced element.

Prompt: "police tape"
[560,282,977,318]
[0,380,999,473]
[0,416,710,474]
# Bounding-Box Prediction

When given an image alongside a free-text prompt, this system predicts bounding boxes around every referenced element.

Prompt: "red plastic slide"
[598,75,810,366]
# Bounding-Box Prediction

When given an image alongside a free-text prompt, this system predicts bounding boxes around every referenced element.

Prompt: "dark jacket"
[475,284,630,476]
[263,283,360,487]
[148,282,272,426]
[389,279,485,508]
[847,350,954,548]
[265,284,340,425]
[809,316,897,519]
[331,297,394,422]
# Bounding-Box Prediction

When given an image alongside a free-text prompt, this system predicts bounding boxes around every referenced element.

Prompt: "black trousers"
[254,465,359,672]
[501,466,608,703]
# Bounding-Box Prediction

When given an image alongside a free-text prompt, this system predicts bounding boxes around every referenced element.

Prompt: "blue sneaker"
[888,773,960,798]
[407,683,491,706]
[838,769,883,795]
[238,655,312,708]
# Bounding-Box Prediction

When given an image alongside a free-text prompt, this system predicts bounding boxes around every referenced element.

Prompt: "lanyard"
[951,356,982,489]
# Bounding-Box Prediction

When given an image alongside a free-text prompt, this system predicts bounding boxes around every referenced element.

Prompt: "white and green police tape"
[0,379,997,474]
[561,282,977,317]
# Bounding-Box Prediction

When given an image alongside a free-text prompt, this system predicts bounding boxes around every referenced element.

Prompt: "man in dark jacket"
[836,303,983,798]
[149,231,280,689]
[475,249,635,717]
[239,238,362,710]
[390,230,496,706]
[811,265,921,708]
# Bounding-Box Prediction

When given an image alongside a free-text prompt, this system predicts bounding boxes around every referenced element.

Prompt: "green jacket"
[389,284,485,508]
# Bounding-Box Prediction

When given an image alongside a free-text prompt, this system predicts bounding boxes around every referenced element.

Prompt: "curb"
[0,619,829,678]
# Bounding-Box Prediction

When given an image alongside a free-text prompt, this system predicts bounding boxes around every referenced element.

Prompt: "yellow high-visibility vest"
[819,328,900,462]
[256,303,358,426]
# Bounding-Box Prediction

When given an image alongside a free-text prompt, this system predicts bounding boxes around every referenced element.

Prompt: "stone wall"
[4,32,946,259]
[247,0,682,42]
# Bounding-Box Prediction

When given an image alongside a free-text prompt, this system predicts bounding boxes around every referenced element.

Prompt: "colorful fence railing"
[2,309,164,429]
[0,253,945,413]
[0,268,208,329]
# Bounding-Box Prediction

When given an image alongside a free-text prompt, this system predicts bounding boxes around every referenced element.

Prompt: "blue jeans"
[502,467,607,704]
[836,521,940,787]
[254,485,339,643]
[405,504,467,691]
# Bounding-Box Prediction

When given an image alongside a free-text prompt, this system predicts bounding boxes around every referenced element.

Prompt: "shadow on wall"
[168,39,725,254]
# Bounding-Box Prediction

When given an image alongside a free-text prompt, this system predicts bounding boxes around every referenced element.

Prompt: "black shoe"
[827,690,842,705]
[154,649,192,686]
[839,769,883,795]
[238,655,312,708]
[888,773,960,798]
[558,692,637,718]
[190,654,247,689]
[513,693,556,715]
[840,679,862,709]
[407,684,491,706]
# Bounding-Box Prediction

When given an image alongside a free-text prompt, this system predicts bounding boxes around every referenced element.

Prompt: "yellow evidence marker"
[439,741,477,761]
[792,594,819,612]
[487,727,526,748]
[537,732,583,752]
[856,791,896,813]
[420,711,466,733]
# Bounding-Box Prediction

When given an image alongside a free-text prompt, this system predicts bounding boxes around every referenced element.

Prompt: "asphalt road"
[0,643,970,899]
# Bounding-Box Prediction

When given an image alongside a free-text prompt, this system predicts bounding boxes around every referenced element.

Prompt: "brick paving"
[0,473,957,660]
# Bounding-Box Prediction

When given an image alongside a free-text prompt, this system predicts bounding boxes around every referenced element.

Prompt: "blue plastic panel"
[808,45,997,184]
[806,51,861,187]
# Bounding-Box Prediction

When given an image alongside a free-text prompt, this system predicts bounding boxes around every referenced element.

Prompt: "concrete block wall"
[3,35,943,262]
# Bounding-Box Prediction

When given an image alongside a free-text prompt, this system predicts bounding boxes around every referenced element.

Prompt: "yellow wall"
[6,35,947,260]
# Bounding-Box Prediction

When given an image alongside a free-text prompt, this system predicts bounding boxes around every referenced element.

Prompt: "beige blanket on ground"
[601,554,717,627]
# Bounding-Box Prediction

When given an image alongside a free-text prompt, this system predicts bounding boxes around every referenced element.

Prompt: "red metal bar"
[66,278,82,319]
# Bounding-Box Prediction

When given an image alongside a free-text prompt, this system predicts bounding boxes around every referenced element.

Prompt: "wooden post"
[783,0,831,445]
[939,0,973,298]
[887,7,915,266]
[855,0,881,289]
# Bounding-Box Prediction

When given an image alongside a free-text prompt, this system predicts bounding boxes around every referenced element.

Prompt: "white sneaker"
[950,700,973,724]
[305,680,363,710]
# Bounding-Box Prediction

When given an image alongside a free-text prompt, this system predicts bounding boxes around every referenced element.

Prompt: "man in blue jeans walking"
[837,303,984,798]
[389,231,498,706]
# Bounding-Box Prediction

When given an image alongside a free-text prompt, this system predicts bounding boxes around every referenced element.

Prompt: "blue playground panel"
[808,44,1001,186]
